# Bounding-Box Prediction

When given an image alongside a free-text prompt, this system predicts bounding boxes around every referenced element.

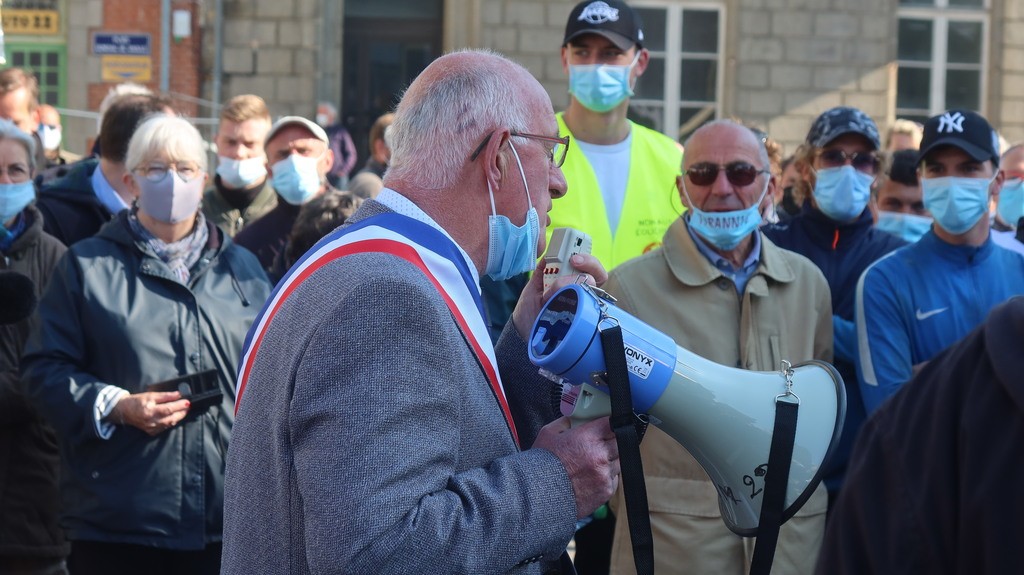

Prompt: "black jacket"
[817,296,1024,574]
[21,211,271,549]
[0,204,68,559]
[35,157,116,247]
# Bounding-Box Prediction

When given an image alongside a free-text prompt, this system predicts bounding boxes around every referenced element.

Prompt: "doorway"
[342,0,443,172]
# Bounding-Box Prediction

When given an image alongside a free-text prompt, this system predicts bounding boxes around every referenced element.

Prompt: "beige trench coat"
[603,217,834,575]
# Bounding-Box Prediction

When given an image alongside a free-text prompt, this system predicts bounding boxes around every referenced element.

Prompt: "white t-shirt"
[576,131,633,236]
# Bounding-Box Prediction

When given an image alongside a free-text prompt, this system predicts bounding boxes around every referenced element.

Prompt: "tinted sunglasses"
[817,149,879,174]
[685,162,768,187]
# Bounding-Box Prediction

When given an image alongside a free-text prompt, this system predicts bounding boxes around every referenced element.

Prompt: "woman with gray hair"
[21,114,272,574]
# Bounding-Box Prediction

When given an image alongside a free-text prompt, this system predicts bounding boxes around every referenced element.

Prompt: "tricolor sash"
[234,212,520,447]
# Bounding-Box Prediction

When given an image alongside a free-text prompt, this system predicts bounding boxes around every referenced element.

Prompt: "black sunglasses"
[817,149,880,174]
[685,162,768,187]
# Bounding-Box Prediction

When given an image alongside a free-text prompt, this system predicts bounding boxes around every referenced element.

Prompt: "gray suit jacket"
[222,200,577,574]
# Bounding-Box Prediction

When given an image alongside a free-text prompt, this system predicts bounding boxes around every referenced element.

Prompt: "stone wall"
[477,0,901,155]
[995,0,1024,144]
[215,0,342,120]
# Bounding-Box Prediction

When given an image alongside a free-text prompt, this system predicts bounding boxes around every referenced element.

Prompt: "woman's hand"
[111,391,191,436]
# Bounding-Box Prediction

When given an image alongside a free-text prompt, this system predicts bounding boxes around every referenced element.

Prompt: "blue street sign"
[93,33,151,56]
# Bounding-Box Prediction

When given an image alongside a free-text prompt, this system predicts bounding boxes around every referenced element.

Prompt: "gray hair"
[387,49,533,190]
[683,119,770,168]
[124,114,208,174]
[0,119,37,174]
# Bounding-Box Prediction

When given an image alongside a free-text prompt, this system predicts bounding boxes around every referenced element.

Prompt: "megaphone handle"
[748,398,799,575]
[599,325,654,575]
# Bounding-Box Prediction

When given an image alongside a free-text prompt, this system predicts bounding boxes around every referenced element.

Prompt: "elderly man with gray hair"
[221,50,620,575]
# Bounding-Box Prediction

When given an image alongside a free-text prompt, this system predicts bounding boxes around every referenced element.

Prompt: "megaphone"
[528,283,845,536]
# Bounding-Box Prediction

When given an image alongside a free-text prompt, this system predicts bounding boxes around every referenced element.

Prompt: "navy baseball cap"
[917,109,1000,165]
[805,107,881,150]
[564,0,644,51]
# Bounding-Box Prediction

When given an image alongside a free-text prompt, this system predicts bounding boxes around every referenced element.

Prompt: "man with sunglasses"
[856,109,1024,414]
[222,51,620,575]
[603,120,833,574]
[763,106,905,510]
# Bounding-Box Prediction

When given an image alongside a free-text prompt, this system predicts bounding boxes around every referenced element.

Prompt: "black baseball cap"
[917,109,1000,165]
[564,0,644,51]
[805,106,881,150]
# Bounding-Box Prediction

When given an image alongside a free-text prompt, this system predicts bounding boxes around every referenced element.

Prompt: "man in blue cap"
[763,106,906,509]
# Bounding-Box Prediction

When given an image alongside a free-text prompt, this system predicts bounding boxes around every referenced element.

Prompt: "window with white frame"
[896,0,988,124]
[629,3,724,144]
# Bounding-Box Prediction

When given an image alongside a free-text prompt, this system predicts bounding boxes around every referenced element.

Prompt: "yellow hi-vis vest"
[550,113,684,270]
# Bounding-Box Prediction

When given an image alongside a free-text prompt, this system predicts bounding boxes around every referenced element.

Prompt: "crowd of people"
[2,0,1024,574]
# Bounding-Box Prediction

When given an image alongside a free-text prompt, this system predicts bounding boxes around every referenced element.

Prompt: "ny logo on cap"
[937,112,966,134]
[579,1,620,24]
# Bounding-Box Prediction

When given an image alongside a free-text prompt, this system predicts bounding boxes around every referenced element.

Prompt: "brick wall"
[62,0,203,154]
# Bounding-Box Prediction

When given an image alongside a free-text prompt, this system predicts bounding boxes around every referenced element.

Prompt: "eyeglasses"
[817,149,880,174]
[684,162,768,187]
[136,162,201,183]
[470,131,571,168]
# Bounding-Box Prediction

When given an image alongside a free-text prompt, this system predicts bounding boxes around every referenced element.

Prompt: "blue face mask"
[876,211,933,243]
[485,142,540,281]
[812,165,874,222]
[0,180,35,225]
[568,53,639,114]
[922,175,993,235]
[272,154,322,205]
[997,178,1024,227]
[681,177,769,251]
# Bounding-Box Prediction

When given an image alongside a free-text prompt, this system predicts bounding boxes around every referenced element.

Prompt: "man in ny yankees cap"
[856,109,1024,413]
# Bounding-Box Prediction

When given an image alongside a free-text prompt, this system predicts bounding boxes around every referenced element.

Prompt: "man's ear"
[321,148,335,175]
[675,175,690,209]
[480,129,511,192]
[991,166,1005,201]
[560,45,570,74]
[634,47,650,76]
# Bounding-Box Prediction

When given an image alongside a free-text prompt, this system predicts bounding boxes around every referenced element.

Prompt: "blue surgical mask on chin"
[0,180,36,224]
[681,177,769,251]
[812,165,874,222]
[997,178,1024,227]
[922,175,994,235]
[876,211,933,243]
[485,141,540,281]
[568,52,639,113]
[272,154,323,205]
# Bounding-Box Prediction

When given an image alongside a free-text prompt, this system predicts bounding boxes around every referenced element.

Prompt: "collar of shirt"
[375,187,481,289]
[91,165,129,215]
[685,217,762,294]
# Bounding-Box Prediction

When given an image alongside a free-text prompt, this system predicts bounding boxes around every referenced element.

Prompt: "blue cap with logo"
[918,109,1000,165]
[564,0,644,51]
[805,106,881,150]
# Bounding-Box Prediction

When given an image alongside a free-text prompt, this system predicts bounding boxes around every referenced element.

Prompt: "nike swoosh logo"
[916,307,949,321]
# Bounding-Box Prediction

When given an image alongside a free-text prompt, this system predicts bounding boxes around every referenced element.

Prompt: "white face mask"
[39,124,61,151]
[315,113,330,127]
[216,155,267,189]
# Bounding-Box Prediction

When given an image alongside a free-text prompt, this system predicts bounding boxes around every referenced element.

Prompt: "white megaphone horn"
[528,283,846,536]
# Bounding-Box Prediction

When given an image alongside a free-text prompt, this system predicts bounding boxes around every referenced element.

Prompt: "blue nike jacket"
[856,230,1024,413]
[763,202,905,494]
